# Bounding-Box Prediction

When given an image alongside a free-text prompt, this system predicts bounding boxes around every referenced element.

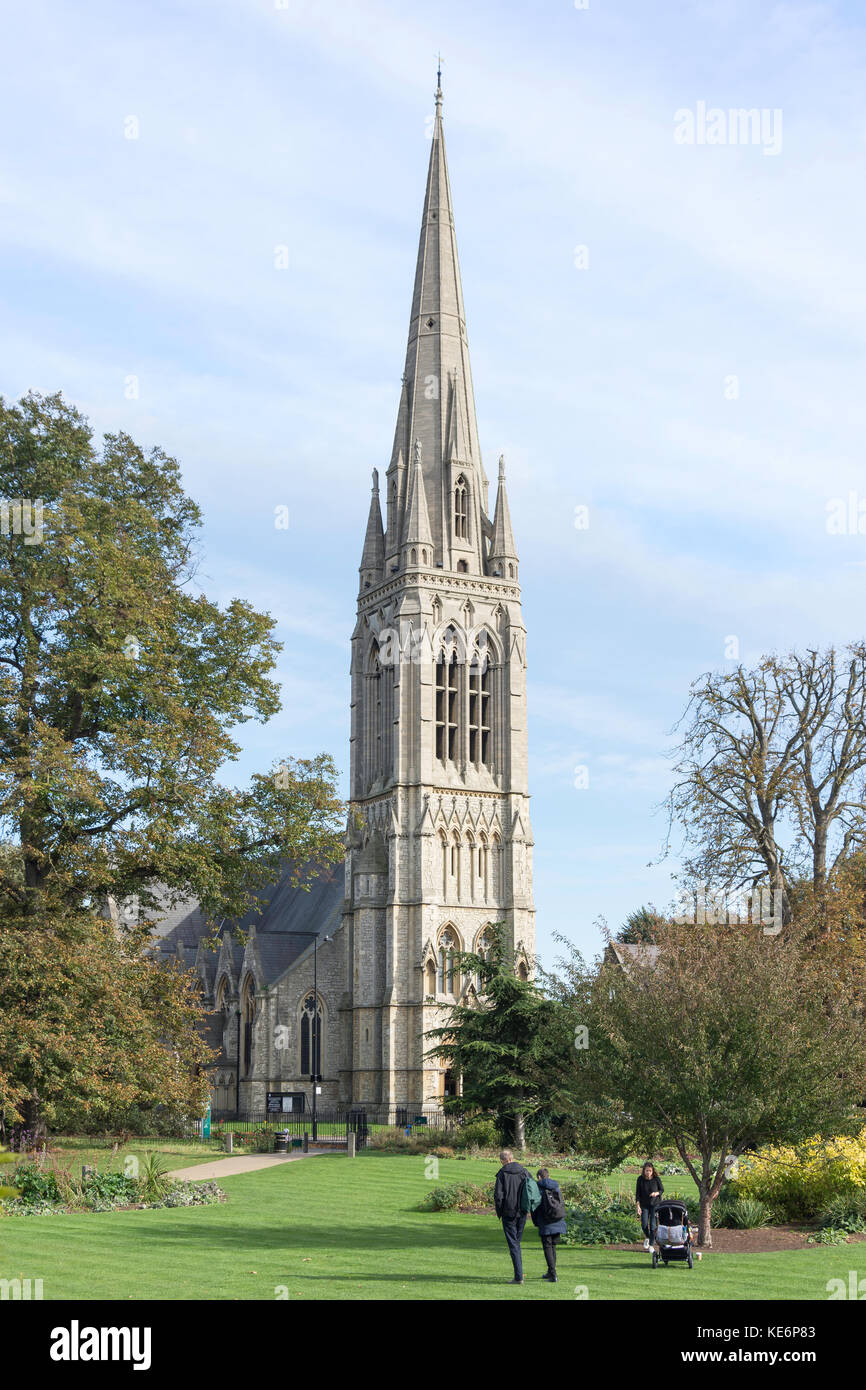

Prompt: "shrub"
[732,1128,866,1221]
[721,1198,772,1229]
[807,1227,849,1246]
[138,1153,171,1203]
[818,1191,866,1233]
[454,1119,500,1151]
[369,1127,412,1151]
[12,1162,60,1203]
[0,1175,224,1215]
[563,1208,642,1246]
[418,1181,493,1212]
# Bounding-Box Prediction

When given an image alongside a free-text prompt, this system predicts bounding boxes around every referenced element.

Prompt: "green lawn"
[0,1151,853,1300]
[44,1135,224,1173]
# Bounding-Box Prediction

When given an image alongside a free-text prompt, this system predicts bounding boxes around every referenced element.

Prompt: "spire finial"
[498,453,506,482]
[435,51,443,108]
[372,467,379,492]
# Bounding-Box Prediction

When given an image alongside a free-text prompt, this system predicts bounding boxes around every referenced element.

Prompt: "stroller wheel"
[651,1251,658,1268]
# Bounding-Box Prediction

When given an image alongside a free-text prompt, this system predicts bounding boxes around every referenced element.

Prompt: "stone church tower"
[150,83,535,1119]
[344,80,536,1107]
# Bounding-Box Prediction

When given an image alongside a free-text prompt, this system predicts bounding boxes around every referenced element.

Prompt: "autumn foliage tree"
[0,914,213,1142]
[549,923,866,1245]
[0,392,345,1134]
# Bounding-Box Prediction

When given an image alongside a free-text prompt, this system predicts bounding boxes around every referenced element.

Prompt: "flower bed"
[0,1156,225,1216]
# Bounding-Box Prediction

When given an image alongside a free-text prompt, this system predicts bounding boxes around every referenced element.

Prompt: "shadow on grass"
[119,1215,654,1278]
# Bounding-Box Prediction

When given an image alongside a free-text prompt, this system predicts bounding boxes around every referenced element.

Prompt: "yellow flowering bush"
[732,1129,866,1220]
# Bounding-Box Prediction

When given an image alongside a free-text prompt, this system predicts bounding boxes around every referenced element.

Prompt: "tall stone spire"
[488,454,518,578]
[386,75,488,573]
[359,468,384,583]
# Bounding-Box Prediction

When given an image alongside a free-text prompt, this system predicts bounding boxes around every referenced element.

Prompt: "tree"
[0,392,345,923]
[664,647,866,928]
[426,924,558,1149]
[0,912,213,1141]
[616,905,668,944]
[0,391,346,1133]
[550,923,866,1244]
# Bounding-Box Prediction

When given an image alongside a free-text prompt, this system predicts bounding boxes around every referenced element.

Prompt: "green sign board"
[202,1102,211,1139]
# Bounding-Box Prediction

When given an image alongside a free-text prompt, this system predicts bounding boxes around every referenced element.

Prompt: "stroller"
[650,1199,694,1269]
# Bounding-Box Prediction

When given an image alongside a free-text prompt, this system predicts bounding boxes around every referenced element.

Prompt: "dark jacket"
[494,1162,529,1221]
[635,1172,664,1210]
[531,1177,567,1236]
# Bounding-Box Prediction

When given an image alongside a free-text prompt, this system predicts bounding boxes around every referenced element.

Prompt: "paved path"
[169,1149,339,1182]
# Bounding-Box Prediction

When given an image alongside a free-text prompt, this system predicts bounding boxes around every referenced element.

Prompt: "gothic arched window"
[469,659,491,767]
[300,993,323,1078]
[476,926,494,989]
[454,476,467,539]
[374,655,382,773]
[437,927,459,996]
[369,641,392,782]
[435,633,459,762]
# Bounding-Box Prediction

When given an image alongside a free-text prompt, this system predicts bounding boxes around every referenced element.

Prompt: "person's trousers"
[501,1214,527,1279]
[540,1232,560,1276]
[640,1208,655,1242]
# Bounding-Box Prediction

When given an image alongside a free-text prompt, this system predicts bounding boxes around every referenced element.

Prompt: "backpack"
[538,1183,566,1224]
[520,1174,542,1214]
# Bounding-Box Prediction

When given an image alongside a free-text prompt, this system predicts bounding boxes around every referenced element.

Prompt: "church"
[150,82,536,1117]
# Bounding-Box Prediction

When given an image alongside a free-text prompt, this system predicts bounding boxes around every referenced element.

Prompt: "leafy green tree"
[0,912,213,1140]
[0,391,345,1134]
[549,923,866,1244]
[616,905,668,944]
[0,391,344,922]
[427,924,561,1149]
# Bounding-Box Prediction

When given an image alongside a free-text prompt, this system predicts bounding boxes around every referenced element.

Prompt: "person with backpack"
[531,1167,567,1281]
[493,1148,538,1284]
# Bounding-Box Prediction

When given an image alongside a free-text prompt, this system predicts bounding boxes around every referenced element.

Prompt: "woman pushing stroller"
[635,1160,664,1251]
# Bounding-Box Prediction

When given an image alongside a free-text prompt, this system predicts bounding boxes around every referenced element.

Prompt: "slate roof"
[605,941,661,973]
[146,864,345,990]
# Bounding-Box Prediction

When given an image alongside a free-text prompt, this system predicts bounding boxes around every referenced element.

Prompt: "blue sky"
[2,0,865,966]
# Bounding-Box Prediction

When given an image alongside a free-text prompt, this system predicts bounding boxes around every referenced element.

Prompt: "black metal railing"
[209,1106,460,1143]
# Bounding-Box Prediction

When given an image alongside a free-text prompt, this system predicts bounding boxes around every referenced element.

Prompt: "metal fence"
[210,1106,461,1147]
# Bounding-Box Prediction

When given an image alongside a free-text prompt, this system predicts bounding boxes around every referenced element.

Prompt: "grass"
[0,1151,854,1300]
[32,1135,224,1174]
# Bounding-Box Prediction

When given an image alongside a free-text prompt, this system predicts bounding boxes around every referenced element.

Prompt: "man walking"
[494,1148,531,1284]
